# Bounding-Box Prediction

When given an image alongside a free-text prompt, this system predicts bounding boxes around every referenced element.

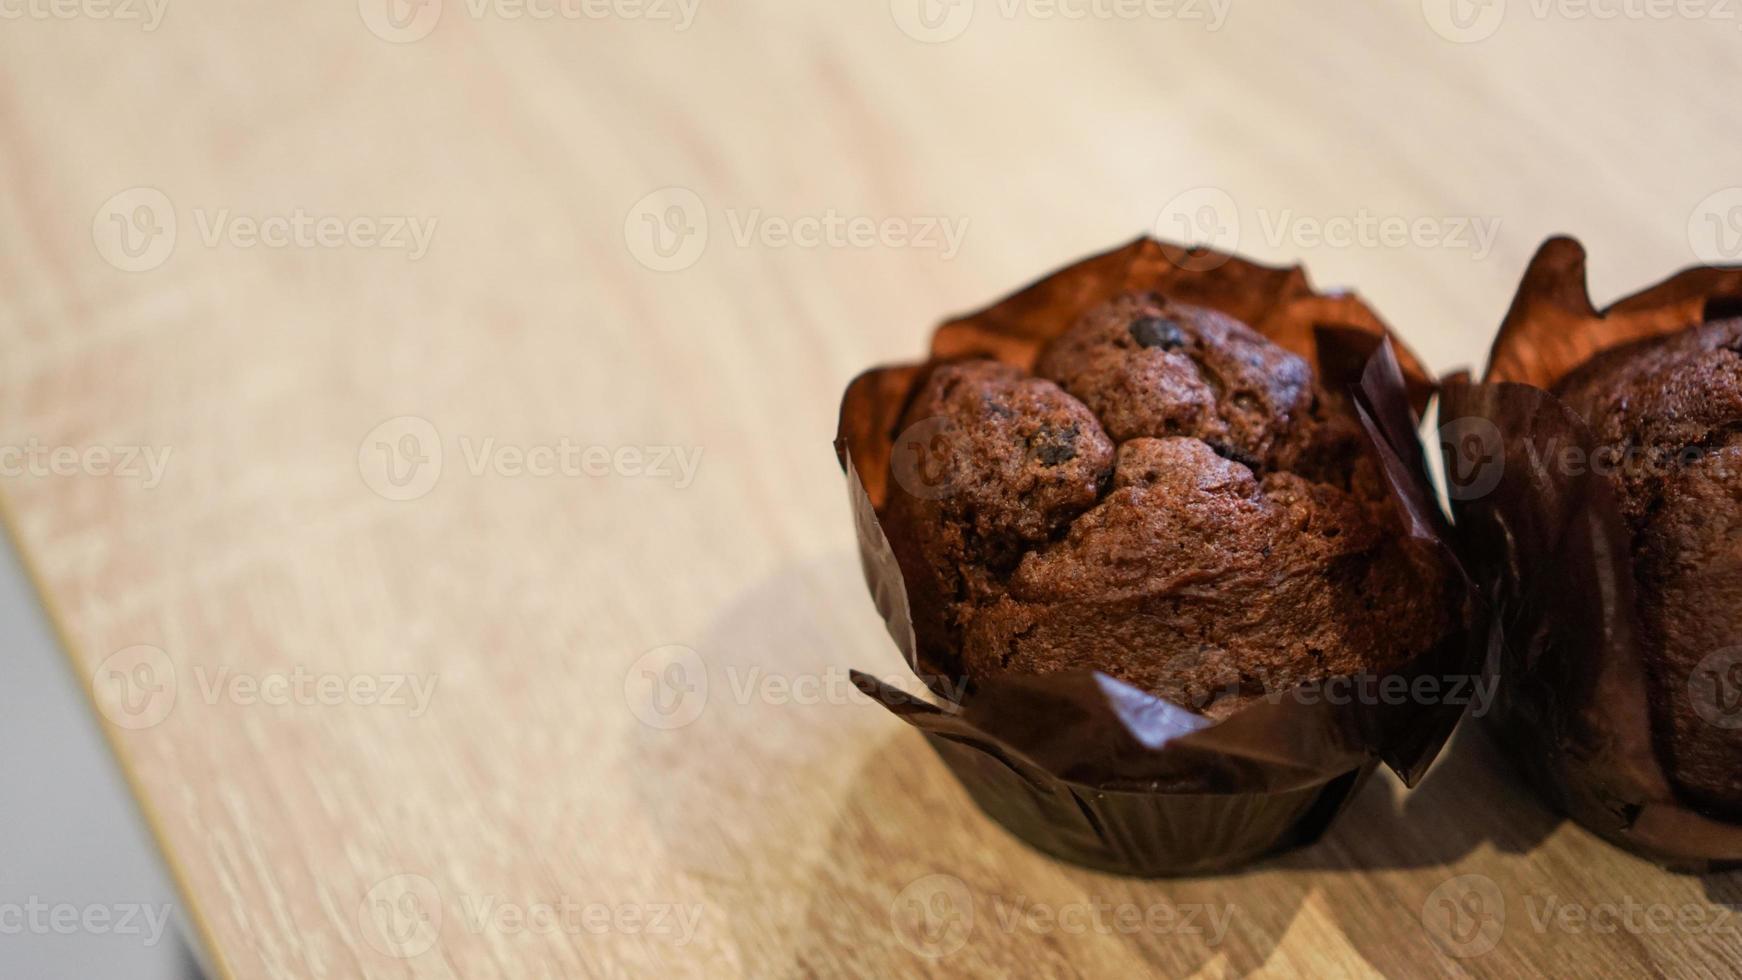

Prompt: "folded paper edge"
[837,238,1479,794]
[1442,380,1742,863]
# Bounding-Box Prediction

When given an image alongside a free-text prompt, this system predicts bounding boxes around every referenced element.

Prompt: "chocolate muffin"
[883,290,1454,717]
[1551,318,1742,818]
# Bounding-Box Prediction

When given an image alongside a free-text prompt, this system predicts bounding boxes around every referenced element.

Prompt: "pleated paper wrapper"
[1442,236,1742,872]
[836,237,1481,876]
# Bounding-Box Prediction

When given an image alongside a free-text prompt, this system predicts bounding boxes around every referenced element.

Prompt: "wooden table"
[3,3,1740,976]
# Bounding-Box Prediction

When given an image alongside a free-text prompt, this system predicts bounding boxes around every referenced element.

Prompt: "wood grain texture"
[1,2,1740,976]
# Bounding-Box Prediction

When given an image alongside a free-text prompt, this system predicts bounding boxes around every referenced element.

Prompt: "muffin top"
[882,290,1453,717]
[1551,318,1742,817]
[1034,293,1364,480]
[1552,317,1742,530]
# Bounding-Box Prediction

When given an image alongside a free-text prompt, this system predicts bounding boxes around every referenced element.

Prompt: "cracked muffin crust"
[1552,318,1742,817]
[883,290,1455,717]
[1034,292,1366,482]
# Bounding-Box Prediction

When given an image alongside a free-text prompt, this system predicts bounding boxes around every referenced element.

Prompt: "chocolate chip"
[1129,316,1186,351]
[1032,424,1080,466]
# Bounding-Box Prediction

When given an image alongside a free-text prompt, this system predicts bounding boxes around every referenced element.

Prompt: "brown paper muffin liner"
[836,237,1481,877]
[1441,236,1742,872]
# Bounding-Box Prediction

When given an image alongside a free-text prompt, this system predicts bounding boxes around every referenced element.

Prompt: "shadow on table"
[1701,873,1742,908]
[627,552,1253,974]
[783,712,1565,978]
[1262,723,1561,978]
[1288,720,1563,872]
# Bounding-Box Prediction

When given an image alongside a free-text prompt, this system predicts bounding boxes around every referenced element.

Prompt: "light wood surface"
[3,3,1741,977]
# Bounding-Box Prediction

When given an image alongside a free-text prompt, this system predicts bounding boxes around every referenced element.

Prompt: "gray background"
[0,530,205,979]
